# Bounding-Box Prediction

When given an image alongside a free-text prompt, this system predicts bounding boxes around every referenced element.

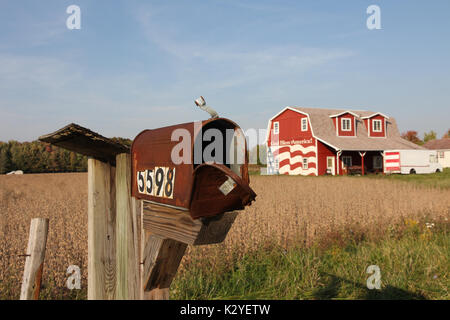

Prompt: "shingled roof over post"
[283,106,425,151]
[39,123,130,165]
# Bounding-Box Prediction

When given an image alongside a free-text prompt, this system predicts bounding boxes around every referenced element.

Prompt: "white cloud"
[135,6,356,92]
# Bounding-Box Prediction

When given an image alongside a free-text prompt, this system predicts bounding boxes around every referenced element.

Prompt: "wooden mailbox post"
[39,120,256,300]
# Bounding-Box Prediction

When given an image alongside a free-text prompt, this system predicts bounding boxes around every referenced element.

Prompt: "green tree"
[0,143,13,174]
[423,130,437,143]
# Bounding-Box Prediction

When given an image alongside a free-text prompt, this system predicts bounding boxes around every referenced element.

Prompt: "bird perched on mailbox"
[195,96,219,119]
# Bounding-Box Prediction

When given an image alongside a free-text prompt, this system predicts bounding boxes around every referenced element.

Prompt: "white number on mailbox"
[137,167,175,199]
[145,169,154,196]
[137,171,145,193]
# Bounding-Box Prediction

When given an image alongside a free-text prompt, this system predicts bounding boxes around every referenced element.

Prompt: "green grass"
[367,167,450,189]
[172,225,449,300]
[251,165,450,189]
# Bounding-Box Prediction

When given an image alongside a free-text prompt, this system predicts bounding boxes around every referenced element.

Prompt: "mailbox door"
[190,163,256,219]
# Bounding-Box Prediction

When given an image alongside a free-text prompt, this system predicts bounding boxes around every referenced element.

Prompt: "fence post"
[20,218,49,300]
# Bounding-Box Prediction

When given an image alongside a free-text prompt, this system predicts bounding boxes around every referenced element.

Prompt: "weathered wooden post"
[39,117,256,300]
[20,218,49,300]
[40,124,131,299]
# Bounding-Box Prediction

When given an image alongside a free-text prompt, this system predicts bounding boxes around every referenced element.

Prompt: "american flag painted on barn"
[267,144,317,175]
[384,151,400,171]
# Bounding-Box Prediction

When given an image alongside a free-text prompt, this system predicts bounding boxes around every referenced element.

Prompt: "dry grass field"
[0,173,449,299]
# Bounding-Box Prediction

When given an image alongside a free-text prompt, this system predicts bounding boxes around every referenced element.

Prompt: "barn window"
[303,158,308,169]
[372,119,382,132]
[341,118,352,131]
[342,156,352,168]
[273,122,279,134]
[439,151,444,158]
[430,154,437,163]
[301,118,308,131]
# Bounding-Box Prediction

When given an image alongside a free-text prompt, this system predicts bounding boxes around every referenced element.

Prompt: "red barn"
[266,107,423,176]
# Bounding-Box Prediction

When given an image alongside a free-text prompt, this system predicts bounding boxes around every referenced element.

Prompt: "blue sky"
[0,0,449,142]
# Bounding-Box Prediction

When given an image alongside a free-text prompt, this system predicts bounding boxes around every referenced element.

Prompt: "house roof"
[423,138,450,150]
[286,106,424,151]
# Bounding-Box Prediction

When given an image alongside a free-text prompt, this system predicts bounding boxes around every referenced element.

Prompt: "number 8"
[165,168,174,198]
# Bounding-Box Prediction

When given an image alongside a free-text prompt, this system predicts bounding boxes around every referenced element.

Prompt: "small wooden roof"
[39,123,129,165]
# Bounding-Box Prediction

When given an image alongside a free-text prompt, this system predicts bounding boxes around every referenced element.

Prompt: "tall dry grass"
[0,173,449,298]
[183,175,450,268]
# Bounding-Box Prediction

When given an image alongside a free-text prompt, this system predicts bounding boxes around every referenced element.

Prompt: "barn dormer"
[329,111,358,137]
[361,113,388,138]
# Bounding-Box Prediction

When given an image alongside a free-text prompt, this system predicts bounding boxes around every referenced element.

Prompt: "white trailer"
[384,149,442,174]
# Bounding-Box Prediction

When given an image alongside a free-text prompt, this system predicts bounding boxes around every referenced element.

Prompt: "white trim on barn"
[361,112,389,120]
[329,110,360,118]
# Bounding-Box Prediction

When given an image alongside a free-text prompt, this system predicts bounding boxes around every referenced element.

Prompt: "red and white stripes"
[271,144,317,175]
[384,151,400,171]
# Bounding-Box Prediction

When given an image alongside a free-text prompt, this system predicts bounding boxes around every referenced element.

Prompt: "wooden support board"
[141,233,187,300]
[142,201,238,245]
[140,202,238,300]
[20,218,49,300]
[115,153,141,300]
[88,158,116,300]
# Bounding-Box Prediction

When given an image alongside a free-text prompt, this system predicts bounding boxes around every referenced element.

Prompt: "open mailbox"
[131,117,256,245]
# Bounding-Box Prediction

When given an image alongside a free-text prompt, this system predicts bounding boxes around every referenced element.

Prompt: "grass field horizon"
[1,171,449,299]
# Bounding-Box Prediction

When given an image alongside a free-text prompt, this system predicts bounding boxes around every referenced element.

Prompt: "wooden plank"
[88,158,116,300]
[39,123,129,164]
[115,153,140,299]
[20,218,49,300]
[139,205,146,300]
[141,234,187,300]
[142,202,201,245]
[142,201,238,245]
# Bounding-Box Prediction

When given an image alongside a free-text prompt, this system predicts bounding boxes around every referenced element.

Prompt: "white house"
[423,138,450,168]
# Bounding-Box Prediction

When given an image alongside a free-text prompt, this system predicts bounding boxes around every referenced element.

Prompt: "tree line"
[0,138,132,174]
[401,129,449,146]
[1,129,447,174]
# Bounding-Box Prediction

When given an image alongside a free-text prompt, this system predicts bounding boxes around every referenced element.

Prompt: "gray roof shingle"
[423,138,450,150]
[291,106,424,151]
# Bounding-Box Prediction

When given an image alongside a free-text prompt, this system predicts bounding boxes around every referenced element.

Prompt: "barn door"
[327,156,335,175]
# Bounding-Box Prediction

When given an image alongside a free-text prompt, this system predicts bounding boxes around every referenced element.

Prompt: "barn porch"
[338,150,384,175]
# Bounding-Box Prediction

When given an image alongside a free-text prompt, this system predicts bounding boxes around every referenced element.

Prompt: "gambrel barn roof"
[281,106,425,151]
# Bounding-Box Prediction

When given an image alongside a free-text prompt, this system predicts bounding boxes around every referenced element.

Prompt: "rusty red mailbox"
[131,117,256,245]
